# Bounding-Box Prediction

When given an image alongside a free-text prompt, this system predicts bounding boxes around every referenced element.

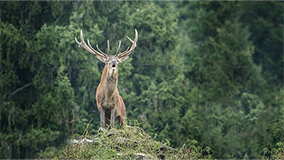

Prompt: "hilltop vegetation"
[1,1,283,159]
[38,122,213,159]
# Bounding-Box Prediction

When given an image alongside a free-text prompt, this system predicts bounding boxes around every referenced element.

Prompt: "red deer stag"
[75,29,138,129]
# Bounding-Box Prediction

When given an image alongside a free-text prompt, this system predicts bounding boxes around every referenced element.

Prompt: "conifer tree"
[174,1,279,158]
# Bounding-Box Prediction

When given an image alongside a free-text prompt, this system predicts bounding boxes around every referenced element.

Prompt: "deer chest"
[101,100,115,110]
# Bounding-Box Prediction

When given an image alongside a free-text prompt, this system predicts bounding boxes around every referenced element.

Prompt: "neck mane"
[101,65,118,98]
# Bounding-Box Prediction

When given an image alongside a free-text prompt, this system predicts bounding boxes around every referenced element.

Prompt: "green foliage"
[174,1,283,159]
[179,106,203,143]
[262,142,284,159]
[240,2,284,85]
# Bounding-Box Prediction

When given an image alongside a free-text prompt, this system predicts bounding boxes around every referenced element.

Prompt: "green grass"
[37,119,283,159]
[38,120,213,159]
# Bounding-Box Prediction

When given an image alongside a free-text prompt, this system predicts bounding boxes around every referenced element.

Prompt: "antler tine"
[115,40,121,57]
[118,47,130,56]
[117,29,138,58]
[96,45,105,55]
[75,30,107,57]
[107,40,110,56]
[87,39,107,57]
[74,37,81,47]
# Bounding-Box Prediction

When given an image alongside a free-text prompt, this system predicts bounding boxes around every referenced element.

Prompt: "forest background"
[0,1,283,159]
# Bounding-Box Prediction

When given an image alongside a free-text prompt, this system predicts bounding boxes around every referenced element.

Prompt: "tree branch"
[10,82,33,97]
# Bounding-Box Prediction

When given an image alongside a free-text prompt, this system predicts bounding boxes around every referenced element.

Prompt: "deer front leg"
[110,107,117,129]
[119,116,125,129]
[98,107,106,128]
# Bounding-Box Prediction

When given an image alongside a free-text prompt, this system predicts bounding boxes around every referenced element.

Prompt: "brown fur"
[96,65,126,128]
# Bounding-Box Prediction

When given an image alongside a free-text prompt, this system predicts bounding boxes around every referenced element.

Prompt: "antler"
[116,29,138,58]
[75,30,107,58]
[115,40,121,56]
[75,29,138,59]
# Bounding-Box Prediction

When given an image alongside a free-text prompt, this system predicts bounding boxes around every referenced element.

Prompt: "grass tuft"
[39,120,213,159]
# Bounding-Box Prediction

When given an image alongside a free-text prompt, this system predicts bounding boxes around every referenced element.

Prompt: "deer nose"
[112,63,116,68]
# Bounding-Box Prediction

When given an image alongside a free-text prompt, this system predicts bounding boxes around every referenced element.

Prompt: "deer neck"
[101,66,118,98]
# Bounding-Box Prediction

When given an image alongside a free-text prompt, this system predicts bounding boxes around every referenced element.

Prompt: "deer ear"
[117,56,129,63]
[96,55,107,63]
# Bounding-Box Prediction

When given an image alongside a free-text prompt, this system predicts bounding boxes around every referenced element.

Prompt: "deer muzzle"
[109,67,117,77]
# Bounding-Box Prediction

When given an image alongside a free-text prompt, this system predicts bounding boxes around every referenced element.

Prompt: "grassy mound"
[38,125,213,159]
